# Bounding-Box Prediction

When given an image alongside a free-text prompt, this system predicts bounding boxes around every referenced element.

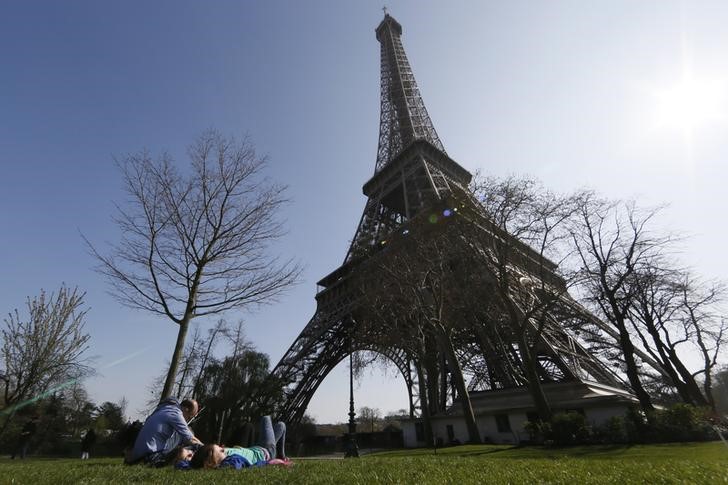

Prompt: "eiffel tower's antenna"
[374,13,445,171]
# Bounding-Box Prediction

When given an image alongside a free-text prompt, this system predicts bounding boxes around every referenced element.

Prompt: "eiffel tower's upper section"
[374,14,446,171]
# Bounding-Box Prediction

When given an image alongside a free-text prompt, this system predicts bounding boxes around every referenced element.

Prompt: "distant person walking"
[81,428,97,459]
[11,416,39,459]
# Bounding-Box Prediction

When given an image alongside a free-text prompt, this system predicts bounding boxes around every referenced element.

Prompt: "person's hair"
[189,444,215,469]
[180,399,197,414]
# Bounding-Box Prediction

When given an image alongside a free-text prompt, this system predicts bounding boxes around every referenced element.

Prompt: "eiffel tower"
[270,13,628,426]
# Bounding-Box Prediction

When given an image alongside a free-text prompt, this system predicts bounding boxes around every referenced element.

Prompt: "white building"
[400,381,637,447]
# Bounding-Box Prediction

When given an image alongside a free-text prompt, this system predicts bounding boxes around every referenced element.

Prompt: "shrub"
[624,404,715,443]
[654,404,714,442]
[624,406,651,442]
[593,416,627,444]
[523,420,550,444]
[548,412,591,446]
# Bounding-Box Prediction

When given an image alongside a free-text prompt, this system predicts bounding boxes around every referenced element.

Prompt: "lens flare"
[1,379,78,415]
[0,347,150,415]
[428,214,438,224]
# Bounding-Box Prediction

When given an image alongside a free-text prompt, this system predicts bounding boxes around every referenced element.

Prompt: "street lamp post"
[344,350,360,458]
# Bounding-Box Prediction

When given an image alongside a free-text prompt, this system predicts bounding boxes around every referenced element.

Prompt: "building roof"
[434,380,637,418]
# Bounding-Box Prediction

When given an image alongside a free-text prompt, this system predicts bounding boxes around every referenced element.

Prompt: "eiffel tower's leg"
[539,320,624,387]
[472,324,525,389]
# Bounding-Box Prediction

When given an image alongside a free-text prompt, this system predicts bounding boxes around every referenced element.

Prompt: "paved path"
[294,449,387,460]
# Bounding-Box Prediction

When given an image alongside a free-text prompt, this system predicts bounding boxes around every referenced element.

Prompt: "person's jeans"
[12,438,30,459]
[258,415,286,459]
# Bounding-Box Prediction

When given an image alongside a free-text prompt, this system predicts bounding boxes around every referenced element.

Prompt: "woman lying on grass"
[177,416,291,470]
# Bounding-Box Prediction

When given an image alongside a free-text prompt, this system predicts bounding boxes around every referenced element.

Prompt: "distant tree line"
[0,382,128,456]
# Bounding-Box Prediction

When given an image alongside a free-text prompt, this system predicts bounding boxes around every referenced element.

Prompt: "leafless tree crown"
[1,285,91,409]
[87,130,301,323]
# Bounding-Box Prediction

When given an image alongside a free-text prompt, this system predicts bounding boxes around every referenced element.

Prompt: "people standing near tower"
[11,415,39,459]
[127,398,202,466]
[80,428,96,459]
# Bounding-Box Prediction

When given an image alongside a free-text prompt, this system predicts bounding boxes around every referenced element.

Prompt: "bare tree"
[602,255,727,411]
[357,282,438,443]
[357,406,381,433]
[356,174,584,438]
[678,277,727,410]
[712,366,728,414]
[358,229,481,444]
[221,319,252,361]
[87,130,301,399]
[460,175,579,421]
[66,383,96,437]
[570,195,670,413]
[0,285,91,435]
[145,319,229,406]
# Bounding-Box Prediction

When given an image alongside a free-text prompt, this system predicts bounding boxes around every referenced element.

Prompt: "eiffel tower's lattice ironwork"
[269,14,629,425]
[374,14,445,172]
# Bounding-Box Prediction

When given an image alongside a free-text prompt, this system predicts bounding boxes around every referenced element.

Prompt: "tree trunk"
[639,312,705,405]
[415,362,434,446]
[423,336,441,415]
[161,317,191,401]
[192,326,221,399]
[503,299,552,421]
[615,320,654,413]
[439,354,448,411]
[517,334,553,422]
[703,371,716,412]
[217,408,228,443]
[666,348,709,406]
[0,410,17,440]
[435,324,481,444]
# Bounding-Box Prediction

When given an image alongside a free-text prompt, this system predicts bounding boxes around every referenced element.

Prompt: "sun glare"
[653,77,727,133]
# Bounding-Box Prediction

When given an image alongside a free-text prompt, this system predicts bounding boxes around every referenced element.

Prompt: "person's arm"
[168,409,196,444]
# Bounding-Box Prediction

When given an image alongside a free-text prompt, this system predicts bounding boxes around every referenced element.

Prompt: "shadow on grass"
[447,446,520,457]
[368,445,517,458]
[369,443,643,460]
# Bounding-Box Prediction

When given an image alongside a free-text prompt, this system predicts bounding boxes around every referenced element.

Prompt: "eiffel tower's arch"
[273,308,420,424]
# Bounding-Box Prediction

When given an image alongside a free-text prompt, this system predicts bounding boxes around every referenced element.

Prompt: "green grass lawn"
[1,442,726,484]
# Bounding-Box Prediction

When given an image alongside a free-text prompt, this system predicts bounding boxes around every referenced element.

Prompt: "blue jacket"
[131,398,193,461]
[174,455,256,471]
[219,454,254,469]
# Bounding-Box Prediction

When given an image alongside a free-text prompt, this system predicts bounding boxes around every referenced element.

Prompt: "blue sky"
[2,1,727,423]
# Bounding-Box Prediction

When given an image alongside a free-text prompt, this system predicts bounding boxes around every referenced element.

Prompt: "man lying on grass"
[177,416,291,470]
